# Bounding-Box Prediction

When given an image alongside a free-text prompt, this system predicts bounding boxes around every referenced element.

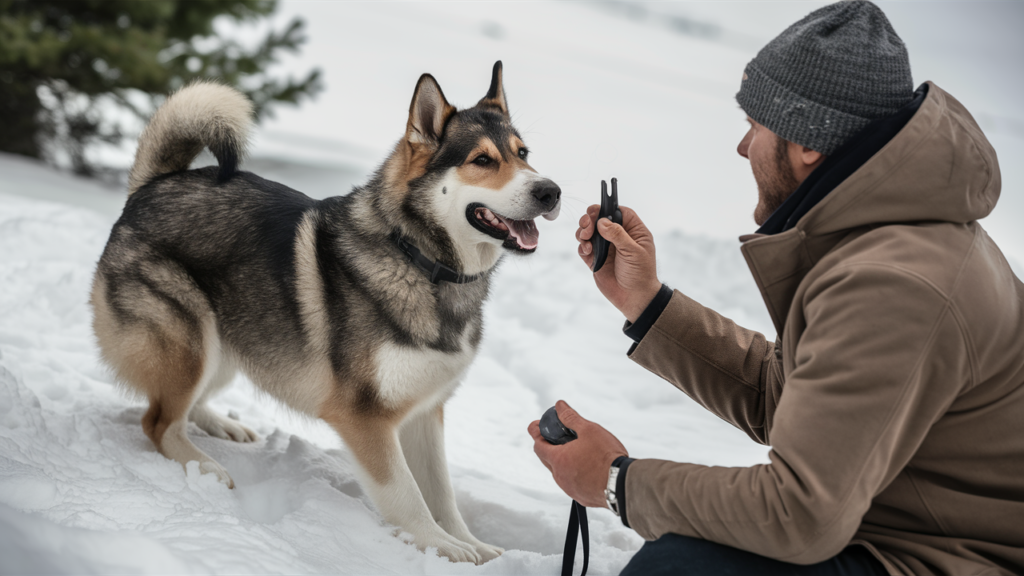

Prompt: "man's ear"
[800,145,825,168]
[476,61,508,116]
[789,142,827,183]
[407,74,456,145]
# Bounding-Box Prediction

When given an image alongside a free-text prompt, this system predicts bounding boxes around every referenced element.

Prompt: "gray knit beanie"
[736,0,914,155]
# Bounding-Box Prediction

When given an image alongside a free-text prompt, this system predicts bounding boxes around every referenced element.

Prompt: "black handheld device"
[539,406,589,576]
[540,406,578,445]
[590,178,622,273]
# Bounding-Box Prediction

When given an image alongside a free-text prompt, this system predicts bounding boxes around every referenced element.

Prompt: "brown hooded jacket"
[623,83,1024,575]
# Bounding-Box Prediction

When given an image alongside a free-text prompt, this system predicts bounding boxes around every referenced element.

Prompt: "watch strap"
[611,455,634,527]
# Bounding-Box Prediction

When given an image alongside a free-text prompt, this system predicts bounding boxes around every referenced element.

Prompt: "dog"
[90,61,560,564]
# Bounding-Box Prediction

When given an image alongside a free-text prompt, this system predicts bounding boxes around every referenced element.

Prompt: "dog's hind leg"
[400,404,503,562]
[321,401,484,564]
[189,360,258,443]
[139,320,236,487]
[93,271,235,488]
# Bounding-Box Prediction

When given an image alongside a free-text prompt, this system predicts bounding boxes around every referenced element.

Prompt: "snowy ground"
[3,1,1022,573]
[0,152,770,574]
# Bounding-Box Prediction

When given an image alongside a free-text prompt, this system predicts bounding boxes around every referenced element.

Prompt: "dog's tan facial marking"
[508,135,534,172]
[456,137,523,191]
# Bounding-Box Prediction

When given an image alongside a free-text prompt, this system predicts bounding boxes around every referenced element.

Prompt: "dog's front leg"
[324,407,483,564]
[400,404,504,562]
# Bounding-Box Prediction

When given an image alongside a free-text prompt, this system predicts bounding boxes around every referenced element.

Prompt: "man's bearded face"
[751,135,801,226]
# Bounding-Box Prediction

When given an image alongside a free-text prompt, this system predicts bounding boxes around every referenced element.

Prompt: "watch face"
[605,466,620,515]
[604,489,620,515]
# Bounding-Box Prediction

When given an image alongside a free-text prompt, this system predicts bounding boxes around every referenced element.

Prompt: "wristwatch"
[605,461,621,516]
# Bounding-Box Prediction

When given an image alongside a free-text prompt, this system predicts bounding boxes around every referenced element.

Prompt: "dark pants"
[620,534,889,576]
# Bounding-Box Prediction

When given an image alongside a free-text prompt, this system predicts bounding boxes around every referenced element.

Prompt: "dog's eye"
[518,148,529,160]
[472,155,493,167]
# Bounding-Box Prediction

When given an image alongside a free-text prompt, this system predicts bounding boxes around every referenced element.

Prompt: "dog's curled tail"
[128,81,253,195]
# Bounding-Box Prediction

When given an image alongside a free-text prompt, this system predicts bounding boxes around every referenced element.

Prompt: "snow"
[2,1,1022,573]
[0,154,769,573]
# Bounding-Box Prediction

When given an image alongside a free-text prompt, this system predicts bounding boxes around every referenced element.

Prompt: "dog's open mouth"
[466,203,539,252]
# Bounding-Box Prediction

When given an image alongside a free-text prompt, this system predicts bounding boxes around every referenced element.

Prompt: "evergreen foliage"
[0,0,321,175]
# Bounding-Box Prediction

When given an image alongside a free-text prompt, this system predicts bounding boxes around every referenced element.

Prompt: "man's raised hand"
[576,205,662,323]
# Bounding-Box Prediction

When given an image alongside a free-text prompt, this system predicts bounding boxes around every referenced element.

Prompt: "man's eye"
[518,148,529,160]
[473,155,493,166]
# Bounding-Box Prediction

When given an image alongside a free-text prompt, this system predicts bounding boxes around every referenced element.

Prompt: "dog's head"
[380,62,560,275]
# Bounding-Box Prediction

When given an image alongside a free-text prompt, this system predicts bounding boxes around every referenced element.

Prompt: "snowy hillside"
[0,153,770,574]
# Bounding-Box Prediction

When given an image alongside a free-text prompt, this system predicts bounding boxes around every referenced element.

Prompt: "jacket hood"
[740,83,1002,337]
[797,82,1001,236]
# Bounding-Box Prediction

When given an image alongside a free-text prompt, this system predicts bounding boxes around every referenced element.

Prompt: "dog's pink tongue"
[505,218,539,250]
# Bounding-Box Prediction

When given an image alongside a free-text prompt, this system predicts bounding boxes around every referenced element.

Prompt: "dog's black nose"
[531,180,561,211]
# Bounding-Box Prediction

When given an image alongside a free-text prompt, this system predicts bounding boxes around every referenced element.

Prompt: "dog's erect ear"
[476,61,508,116]
[407,74,456,145]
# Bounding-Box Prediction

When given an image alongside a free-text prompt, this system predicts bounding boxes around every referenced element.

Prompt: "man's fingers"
[577,207,599,242]
[578,242,595,266]
[576,224,594,251]
[619,205,640,226]
[555,400,585,429]
[597,219,640,256]
[527,420,542,441]
[618,206,653,242]
[619,206,646,232]
[530,424,555,472]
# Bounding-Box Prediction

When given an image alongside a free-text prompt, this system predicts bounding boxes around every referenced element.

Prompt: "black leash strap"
[560,500,589,576]
[537,407,589,576]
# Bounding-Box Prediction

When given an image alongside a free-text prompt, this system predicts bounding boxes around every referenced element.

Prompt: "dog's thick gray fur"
[91,64,560,564]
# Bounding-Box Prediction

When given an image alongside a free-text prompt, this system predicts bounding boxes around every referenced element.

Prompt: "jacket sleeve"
[627,289,783,444]
[623,265,970,564]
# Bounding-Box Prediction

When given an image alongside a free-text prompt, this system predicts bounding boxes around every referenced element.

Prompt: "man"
[528,2,1024,575]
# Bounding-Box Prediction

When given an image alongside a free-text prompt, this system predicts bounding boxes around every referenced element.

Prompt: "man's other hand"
[576,205,661,323]
[528,400,628,508]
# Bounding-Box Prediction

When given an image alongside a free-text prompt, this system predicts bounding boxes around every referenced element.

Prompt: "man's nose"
[737,131,752,159]
[531,179,561,211]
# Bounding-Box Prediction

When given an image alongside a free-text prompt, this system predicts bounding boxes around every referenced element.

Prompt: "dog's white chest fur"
[373,333,476,410]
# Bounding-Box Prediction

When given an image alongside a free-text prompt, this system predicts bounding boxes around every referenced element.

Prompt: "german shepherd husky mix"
[91,62,560,563]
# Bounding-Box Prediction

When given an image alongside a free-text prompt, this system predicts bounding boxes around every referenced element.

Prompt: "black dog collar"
[391,233,482,285]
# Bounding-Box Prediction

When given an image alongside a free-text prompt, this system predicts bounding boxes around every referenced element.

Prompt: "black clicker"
[539,406,578,445]
[590,178,622,273]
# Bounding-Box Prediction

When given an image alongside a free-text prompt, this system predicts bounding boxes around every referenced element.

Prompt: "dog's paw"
[470,540,504,563]
[198,459,235,489]
[450,533,502,563]
[438,525,503,563]
[434,537,483,565]
[410,531,482,564]
[191,406,259,443]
